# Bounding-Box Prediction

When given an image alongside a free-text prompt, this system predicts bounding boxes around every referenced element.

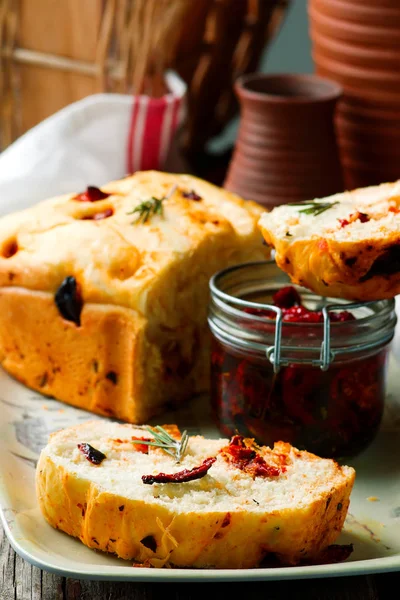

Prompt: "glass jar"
[208,260,397,460]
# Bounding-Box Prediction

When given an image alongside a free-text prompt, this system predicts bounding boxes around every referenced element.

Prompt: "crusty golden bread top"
[0,171,265,313]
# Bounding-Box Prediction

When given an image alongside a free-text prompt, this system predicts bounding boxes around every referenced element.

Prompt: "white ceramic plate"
[1,342,400,582]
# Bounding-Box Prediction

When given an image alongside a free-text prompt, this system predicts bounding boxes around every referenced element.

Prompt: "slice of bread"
[259,180,400,300]
[36,420,355,569]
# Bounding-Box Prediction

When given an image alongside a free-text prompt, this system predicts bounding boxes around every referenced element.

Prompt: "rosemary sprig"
[287,199,339,217]
[127,184,178,224]
[127,196,164,224]
[131,425,189,463]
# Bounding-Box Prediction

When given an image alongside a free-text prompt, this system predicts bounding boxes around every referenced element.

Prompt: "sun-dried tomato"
[244,288,354,324]
[142,457,216,485]
[210,287,386,459]
[112,437,151,453]
[251,455,283,478]
[272,286,301,308]
[338,211,370,228]
[74,186,110,202]
[220,436,285,478]
[78,442,106,465]
[131,436,152,454]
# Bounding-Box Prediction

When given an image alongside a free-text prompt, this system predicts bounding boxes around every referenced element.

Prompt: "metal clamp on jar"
[208,260,397,459]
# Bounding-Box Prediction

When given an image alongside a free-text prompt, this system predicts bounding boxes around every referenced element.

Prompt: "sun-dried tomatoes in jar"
[209,261,396,459]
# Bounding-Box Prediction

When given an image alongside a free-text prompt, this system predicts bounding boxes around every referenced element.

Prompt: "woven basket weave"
[0,0,290,155]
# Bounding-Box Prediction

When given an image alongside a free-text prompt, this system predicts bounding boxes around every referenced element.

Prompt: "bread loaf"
[36,420,355,569]
[0,171,267,422]
[259,180,400,300]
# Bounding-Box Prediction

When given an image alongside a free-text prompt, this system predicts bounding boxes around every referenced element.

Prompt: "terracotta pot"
[223,73,344,209]
[309,0,400,188]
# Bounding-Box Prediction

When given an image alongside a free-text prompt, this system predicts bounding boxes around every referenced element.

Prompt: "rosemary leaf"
[299,202,339,216]
[131,425,189,463]
[287,199,339,217]
[177,430,189,463]
[127,184,178,225]
[127,196,164,224]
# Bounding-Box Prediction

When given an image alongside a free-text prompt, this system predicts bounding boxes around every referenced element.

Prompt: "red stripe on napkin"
[126,76,185,175]
[139,97,167,172]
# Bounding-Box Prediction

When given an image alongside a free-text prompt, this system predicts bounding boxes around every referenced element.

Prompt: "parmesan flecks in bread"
[259,180,400,300]
[36,420,355,569]
[0,171,268,422]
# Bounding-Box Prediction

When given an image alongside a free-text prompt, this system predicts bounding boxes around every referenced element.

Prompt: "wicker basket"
[0,0,290,155]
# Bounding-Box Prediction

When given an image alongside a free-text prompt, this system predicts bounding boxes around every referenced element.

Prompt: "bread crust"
[0,171,267,421]
[0,170,265,302]
[259,180,400,300]
[0,287,211,422]
[260,230,400,301]
[36,423,355,569]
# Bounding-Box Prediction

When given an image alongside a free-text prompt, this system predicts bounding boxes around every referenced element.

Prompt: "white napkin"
[0,93,134,216]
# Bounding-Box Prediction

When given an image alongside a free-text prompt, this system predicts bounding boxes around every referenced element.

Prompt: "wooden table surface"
[1,523,398,600]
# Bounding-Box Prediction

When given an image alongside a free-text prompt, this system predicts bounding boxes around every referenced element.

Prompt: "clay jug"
[309,0,400,188]
[224,73,344,209]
